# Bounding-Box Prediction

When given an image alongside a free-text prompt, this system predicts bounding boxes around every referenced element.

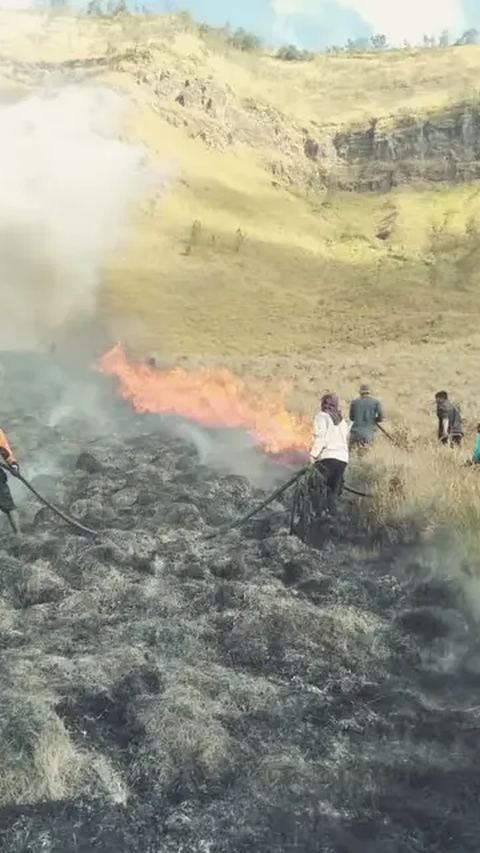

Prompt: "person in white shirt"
[309,392,351,517]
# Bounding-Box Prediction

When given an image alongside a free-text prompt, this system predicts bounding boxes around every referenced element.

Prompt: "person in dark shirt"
[435,391,463,447]
[349,384,384,451]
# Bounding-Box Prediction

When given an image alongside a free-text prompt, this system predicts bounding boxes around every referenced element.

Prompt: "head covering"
[320,392,342,425]
[435,390,449,416]
[360,383,370,396]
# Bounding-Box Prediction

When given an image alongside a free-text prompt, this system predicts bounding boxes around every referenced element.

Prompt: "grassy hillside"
[2,9,480,430]
[3,19,480,848]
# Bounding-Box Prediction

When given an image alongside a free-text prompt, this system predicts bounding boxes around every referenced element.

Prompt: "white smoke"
[0,86,163,351]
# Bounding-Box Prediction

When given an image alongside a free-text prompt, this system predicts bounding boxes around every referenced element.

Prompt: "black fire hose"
[206,464,370,538]
[231,466,309,529]
[204,466,308,540]
[1,464,99,537]
[344,484,370,498]
[377,423,402,449]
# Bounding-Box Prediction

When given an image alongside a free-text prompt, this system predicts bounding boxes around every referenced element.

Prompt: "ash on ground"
[1,353,480,853]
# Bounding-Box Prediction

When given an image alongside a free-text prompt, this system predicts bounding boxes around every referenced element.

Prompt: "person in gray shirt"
[349,384,384,451]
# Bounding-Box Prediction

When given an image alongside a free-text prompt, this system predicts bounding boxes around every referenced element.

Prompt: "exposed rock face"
[2,47,479,193]
[333,101,480,190]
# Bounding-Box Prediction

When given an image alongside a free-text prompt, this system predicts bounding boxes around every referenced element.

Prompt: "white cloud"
[0,0,36,7]
[271,0,467,46]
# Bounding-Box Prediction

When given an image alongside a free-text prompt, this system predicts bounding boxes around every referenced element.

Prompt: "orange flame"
[96,343,311,456]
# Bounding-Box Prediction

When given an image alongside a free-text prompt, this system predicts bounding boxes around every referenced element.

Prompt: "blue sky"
[2,0,479,49]
[156,0,480,49]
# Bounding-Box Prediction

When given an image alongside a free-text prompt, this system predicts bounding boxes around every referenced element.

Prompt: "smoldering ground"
[1,354,480,853]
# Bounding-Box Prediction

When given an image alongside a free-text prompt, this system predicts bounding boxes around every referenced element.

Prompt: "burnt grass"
[1,355,480,852]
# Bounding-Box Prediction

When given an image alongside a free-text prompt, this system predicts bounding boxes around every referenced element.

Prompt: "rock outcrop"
[332,100,480,190]
[1,26,480,195]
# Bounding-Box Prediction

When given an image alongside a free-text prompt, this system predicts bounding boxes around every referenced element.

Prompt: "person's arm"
[440,417,449,439]
[375,400,384,424]
[310,413,327,462]
[349,400,355,422]
[0,429,16,467]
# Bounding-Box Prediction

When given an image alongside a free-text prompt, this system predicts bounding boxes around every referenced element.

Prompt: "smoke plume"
[0,85,159,351]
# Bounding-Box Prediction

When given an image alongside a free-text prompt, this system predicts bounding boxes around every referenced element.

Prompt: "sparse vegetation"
[2,8,480,850]
[275,44,314,62]
[227,26,262,53]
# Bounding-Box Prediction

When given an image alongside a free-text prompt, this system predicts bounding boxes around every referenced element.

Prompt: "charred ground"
[1,355,480,853]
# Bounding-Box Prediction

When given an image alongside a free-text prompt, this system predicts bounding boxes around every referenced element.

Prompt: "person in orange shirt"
[0,428,20,532]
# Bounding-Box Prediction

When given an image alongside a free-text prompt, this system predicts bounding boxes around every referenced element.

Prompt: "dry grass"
[347,438,480,558]
[1,10,480,384]
[4,10,479,123]
[135,682,234,796]
[0,693,124,805]
[2,9,480,558]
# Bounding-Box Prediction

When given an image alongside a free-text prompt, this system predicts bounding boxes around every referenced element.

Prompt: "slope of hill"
[3,15,480,852]
[1,9,480,426]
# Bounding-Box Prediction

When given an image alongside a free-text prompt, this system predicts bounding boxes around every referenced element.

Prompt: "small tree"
[86,0,103,15]
[346,37,370,52]
[228,27,262,52]
[276,44,313,61]
[370,33,387,50]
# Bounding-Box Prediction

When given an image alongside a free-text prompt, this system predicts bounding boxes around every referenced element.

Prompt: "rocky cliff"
[332,100,480,191]
[1,16,480,198]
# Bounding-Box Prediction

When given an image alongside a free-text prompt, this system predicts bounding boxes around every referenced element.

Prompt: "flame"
[96,343,311,457]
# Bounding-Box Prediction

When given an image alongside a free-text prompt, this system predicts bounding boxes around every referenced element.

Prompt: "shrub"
[276,45,314,62]
[228,28,262,53]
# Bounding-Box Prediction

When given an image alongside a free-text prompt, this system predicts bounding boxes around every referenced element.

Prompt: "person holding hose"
[349,383,384,453]
[0,428,20,533]
[435,391,463,447]
[309,392,351,517]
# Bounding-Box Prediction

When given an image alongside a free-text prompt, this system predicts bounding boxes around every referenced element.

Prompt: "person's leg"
[350,437,369,457]
[312,461,329,516]
[0,468,18,533]
[326,460,347,514]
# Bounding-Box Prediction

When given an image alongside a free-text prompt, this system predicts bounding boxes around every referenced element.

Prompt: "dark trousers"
[349,436,371,456]
[0,468,15,514]
[440,434,462,447]
[314,458,347,514]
